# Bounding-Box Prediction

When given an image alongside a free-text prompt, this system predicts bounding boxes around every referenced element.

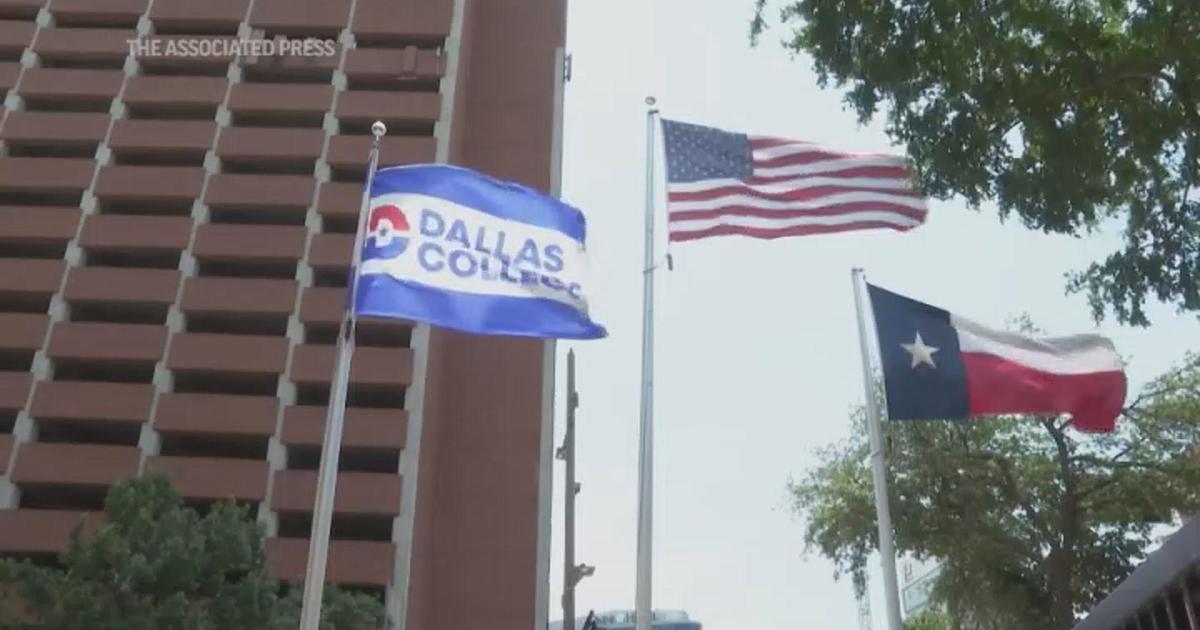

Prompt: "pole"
[850,268,904,630]
[634,98,659,630]
[1183,575,1199,630]
[298,121,387,630]
[1165,593,1180,630]
[562,349,579,630]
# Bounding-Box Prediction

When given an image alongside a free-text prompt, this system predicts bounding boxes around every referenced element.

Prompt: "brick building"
[0,0,564,627]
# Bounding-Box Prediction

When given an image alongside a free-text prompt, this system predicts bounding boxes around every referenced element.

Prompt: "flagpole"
[850,268,904,630]
[298,121,387,630]
[634,97,659,630]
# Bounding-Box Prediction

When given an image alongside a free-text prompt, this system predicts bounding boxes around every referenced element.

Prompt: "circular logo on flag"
[364,204,411,260]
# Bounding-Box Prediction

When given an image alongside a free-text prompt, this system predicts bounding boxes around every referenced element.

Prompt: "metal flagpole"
[562,349,579,630]
[298,120,387,630]
[635,97,659,630]
[1183,575,1199,630]
[850,268,904,630]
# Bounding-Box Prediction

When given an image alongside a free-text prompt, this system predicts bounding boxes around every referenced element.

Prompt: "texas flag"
[867,284,1127,432]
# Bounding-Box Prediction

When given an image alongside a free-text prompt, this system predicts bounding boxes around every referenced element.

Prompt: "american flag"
[661,119,928,242]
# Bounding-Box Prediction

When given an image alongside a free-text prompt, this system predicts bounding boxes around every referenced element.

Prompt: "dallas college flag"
[868,284,1127,432]
[354,165,606,339]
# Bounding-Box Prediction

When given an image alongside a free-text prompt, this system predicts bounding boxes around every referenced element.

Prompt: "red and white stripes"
[952,315,1128,432]
[667,137,927,242]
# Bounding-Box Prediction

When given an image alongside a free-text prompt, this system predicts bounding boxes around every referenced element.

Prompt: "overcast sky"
[546,1,1200,628]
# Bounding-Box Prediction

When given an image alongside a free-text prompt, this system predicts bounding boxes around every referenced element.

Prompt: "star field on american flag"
[662,121,754,182]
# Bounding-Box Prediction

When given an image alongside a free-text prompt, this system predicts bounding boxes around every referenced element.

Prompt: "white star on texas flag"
[901,331,939,368]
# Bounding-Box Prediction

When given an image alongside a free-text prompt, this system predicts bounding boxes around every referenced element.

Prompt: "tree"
[752,0,1200,325]
[791,355,1200,629]
[0,474,384,630]
[905,610,956,630]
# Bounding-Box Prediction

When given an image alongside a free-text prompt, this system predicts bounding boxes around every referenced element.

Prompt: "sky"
[545,1,1200,629]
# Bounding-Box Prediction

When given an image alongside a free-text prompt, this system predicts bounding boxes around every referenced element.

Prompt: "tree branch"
[1077,474,1125,503]
[969,450,1056,545]
[1070,440,1137,467]
[1123,389,1151,415]
[1070,454,1177,474]
[1042,416,1082,626]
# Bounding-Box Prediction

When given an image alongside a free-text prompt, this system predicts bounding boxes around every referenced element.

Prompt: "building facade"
[900,557,940,618]
[0,0,565,628]
[1074,518,1200,630]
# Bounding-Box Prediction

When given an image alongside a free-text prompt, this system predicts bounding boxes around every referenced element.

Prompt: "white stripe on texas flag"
[950,315,1127,432]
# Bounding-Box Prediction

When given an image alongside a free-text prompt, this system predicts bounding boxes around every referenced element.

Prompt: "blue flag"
[353,164,606,339]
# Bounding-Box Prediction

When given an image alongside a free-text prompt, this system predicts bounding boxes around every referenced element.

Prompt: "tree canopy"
[905,610,957,630]
[0,474,384,630]
[791,354,1200,629]
[752,0,1200,325]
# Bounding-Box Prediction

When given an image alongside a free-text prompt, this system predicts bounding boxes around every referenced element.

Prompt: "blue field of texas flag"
[352,164,606,340]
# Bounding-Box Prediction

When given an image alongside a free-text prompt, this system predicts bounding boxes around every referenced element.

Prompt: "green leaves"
[0,474,385,630]
[788,356,1200,629]
[904,609,957,630]
[755,0,1200,325]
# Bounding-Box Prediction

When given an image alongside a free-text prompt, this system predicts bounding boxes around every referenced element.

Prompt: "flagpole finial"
[645,96,656,107]
[371,120,387,139]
